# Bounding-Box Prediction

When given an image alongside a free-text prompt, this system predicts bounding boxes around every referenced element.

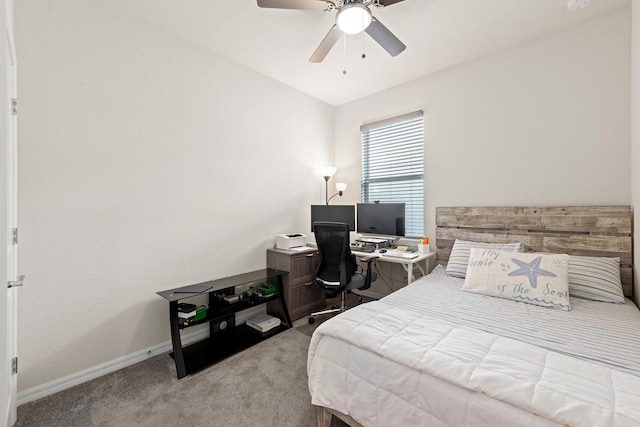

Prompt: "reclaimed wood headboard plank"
[435,206,633,298]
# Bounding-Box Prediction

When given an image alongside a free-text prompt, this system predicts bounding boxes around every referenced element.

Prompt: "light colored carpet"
[16,327,323,427]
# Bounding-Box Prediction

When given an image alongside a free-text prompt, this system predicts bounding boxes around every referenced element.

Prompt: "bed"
[307,206,640,427]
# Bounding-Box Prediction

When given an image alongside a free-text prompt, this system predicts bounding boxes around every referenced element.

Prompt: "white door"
[2,0,18,425]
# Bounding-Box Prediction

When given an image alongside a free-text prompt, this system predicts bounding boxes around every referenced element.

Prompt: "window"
[360,111,424,237]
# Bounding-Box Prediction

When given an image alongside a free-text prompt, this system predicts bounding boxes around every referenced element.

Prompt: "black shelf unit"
[157,268,291,379]
[176,293,280,330]
[173,323,288,375]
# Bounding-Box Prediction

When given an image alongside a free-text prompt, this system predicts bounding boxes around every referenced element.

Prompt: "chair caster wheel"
[308,317,315,325]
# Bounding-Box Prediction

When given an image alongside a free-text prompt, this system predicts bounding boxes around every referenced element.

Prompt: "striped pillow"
[568,256,625,303]
[445,239,524,279]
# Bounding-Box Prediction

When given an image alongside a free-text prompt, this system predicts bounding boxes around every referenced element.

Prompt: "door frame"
[2,0,18,425]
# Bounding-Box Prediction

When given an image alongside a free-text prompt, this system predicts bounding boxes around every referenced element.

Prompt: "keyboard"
[383,250,419,259]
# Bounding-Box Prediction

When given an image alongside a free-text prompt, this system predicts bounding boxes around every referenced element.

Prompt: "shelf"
[178,294,279,330]
[157,268,286,302]
[170,324,288,376]
[157,268,291,379]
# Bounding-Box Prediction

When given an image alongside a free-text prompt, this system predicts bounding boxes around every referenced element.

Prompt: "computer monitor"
[357,203,406,237]
[310,205,356,232]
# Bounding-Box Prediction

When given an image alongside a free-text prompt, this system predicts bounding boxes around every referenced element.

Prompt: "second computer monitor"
[357,203,406,237]
[310,205,356,231]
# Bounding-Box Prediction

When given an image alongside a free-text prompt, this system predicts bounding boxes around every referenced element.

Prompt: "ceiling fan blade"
[377,0,405,6]
[364,17,406,57]
[257,0,332,11]
[309,25,342,63]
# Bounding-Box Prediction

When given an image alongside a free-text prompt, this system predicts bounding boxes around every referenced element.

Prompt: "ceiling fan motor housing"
[256,0,406,62]
[336,3,372,34]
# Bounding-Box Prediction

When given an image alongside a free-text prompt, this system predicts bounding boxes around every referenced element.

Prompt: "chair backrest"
[312,221,356,289]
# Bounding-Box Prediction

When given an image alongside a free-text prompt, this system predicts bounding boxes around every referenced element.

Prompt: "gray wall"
[334,8,631,296]
[16,0,334,392]
[632,0,640,307]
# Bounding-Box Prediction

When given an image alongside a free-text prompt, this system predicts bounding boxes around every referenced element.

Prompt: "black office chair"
[308,221,378,324]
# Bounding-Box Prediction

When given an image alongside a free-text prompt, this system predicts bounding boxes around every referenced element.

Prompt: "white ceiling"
[105,0,629,106]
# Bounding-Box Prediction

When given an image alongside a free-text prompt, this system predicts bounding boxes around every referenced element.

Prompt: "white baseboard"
[17,306,265,406]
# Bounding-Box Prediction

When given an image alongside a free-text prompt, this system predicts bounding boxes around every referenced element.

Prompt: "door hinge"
[7,275,24,288]
[11,98,17,115]
[12,227,18,245]
[11,357,17,375]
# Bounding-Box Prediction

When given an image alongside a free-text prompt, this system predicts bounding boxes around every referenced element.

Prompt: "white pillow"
[568,256,625,303]
[463,248,571,310]
[445,239,524,279]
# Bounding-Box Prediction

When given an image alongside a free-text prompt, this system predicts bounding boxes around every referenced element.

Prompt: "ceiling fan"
[257,0,407,63]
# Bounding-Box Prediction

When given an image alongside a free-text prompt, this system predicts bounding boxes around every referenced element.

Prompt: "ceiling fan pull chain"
[362,31,366,59]
[343,34,348,74]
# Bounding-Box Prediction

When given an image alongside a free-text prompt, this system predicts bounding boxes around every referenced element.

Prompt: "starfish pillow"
[462,248,570,310]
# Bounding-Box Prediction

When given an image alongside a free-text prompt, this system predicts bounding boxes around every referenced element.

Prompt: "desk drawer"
[290,252,319,277]
[289,276,325,321]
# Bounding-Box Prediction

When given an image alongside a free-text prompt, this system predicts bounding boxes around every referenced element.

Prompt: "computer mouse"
[379,249,387,253]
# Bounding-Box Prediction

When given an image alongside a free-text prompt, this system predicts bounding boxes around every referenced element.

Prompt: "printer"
[276,233,306,250]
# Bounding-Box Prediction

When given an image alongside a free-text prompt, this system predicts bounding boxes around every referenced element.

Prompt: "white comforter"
[307,301,640,427]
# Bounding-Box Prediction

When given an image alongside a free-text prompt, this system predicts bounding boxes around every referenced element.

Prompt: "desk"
[157,268,291,379]
[352,249,435,285]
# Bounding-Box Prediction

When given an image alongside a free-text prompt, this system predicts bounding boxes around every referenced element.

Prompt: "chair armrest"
[359,256,379,290]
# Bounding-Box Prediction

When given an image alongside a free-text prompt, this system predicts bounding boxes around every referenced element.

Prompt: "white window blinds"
[360,111,424,237]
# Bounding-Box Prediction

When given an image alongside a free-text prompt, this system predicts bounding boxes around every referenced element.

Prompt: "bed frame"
[316,205,633,427]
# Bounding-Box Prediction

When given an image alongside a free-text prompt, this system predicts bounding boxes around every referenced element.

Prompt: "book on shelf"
[193,305,207,322]
[177,302,196,312]
[253,283,277,298]
[177,302,197,318]
[178,317,194,327]
[178,305,208,325]
[246,313,281,333]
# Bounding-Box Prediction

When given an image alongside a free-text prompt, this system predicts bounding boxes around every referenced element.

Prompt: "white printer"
[276,233,306,249]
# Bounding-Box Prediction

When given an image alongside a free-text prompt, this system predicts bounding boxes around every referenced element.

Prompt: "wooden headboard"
[435,206,633,298]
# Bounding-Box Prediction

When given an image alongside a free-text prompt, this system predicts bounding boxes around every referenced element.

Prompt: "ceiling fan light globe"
[336,4,372,35]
